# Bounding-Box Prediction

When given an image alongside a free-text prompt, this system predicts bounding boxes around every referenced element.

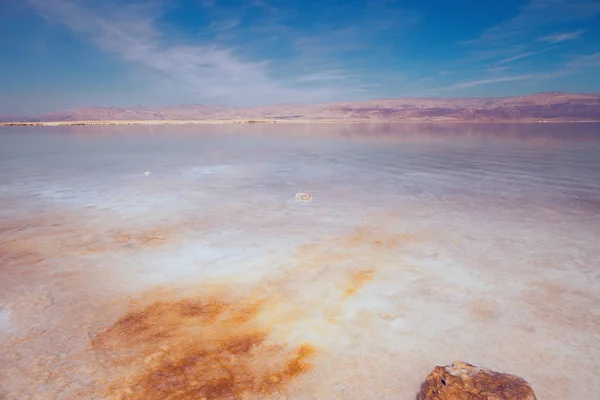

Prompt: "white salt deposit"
[0,123,599,399]
[0,308,12,333]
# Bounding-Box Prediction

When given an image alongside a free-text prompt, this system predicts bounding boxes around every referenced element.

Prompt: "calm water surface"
[1,123,599,400]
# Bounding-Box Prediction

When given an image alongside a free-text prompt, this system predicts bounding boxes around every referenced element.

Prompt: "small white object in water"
[294,192,313,202]
[144,171,151,176]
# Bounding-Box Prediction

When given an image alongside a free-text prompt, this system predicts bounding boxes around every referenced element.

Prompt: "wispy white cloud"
[437,70,570,91]
[26,0,362,106]
[289,1,419,61]
[438,75,539,91]
[540,29,585,43]
[417,70,455,83]
[567,51,600,69]
[199,0,216,8]
[456,0,597,65]
[464,0,600,45]
[295,71,357,83]
[485,66,509,73]
[435,47,600,93]
[443,1,598,93]
[207,18,241,32]
[496,47,555,65]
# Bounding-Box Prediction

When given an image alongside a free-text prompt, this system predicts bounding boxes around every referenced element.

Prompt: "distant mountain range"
[2,92,600,123]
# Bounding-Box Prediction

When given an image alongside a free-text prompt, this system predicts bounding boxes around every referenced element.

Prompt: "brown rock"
[418,361,537,400]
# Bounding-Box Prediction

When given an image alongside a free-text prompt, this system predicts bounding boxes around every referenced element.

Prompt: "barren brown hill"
[2,92,599,123]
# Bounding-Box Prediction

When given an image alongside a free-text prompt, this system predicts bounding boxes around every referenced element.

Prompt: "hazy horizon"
[2,91,599,121]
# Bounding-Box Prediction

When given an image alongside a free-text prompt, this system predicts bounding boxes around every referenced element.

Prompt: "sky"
[1,0,600,115]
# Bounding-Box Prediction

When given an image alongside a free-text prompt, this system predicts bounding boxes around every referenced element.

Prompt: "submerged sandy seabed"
[1,123,599,399]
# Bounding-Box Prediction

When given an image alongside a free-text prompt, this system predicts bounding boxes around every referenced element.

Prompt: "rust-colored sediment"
[344,268,376,297]
[342,228,415,249]
[0,209,184,272]
[92,295,316,400]
[1,213,419,399]
[111,229,170,247]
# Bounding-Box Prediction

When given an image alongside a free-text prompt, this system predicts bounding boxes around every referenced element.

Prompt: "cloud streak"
[457,0,598,66]
[465,0,600,45]
[417,70,455,83]
[567,52,600,69]
[438,75,539,90]
[437,70,571,91]
[441,0,599,94]
[541,29,585,43]
[496,47,555,65]
[26,0,361,106]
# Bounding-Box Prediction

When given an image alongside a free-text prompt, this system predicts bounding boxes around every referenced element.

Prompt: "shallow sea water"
[0,123,599,399]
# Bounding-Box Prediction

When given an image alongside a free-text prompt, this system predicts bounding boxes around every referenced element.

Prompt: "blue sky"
[1,0,600,115]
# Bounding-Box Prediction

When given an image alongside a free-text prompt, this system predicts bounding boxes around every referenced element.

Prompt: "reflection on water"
[0,123,599,400]
[1,123,599,214]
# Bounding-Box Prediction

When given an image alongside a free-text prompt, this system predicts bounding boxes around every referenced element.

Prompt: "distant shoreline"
[3,92,599,126]
[2,118,600,127]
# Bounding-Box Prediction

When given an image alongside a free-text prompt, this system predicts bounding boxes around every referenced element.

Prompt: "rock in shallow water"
[418,361,537,400]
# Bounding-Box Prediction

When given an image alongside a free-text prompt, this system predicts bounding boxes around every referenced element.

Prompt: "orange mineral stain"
[344,268,376,297]
[92,294,316,400]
